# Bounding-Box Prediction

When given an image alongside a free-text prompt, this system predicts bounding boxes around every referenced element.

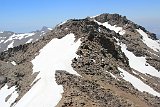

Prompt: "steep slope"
[0,13,160,107]
[0,26,52,53]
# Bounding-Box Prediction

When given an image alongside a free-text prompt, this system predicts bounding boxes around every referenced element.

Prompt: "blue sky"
[0,0,160,36]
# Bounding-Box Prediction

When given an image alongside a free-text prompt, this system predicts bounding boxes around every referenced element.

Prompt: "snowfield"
[137,29,160,52]
[94,20,125,35]
[0,85,18,107]
[1,32,36,51]
[4,33,35,43]
[14,33,81,107]
[7,41,14,49]
[118,67,160,97]
[26,39,33,44]
[120,43,160,78]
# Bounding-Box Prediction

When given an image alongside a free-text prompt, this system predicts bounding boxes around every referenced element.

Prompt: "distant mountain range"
[144,26,160,39]
[0,26,52,53]
[0,13,160,107]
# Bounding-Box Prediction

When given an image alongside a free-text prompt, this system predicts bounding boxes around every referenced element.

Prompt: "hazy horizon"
[0,0,160,37]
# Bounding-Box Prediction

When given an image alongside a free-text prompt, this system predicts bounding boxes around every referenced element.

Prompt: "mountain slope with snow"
[15,33,81,107]
[0,13,160,107]
[0,26,52,53]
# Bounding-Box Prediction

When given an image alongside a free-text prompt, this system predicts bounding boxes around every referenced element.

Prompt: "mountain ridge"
[0,13,160,107]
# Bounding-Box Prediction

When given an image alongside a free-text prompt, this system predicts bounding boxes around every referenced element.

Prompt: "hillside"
[0,13,160,107]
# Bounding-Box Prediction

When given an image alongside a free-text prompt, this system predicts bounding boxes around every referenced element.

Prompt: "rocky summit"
[0,13,160,107]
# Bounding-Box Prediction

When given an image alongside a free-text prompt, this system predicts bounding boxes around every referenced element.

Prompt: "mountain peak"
[0,13,160,107]
[41,26,52,31]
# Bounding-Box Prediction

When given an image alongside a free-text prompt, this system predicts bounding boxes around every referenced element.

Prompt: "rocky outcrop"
[55,70,160,107]
[55,70,136,107]
[146,57,160,71]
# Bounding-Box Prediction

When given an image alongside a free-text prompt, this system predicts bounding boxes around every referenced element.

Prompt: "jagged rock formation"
[0,13,160,107]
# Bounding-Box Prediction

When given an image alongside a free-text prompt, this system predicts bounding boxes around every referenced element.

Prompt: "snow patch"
[137,29,160,52]
[94,20,125,35]
[109,72,116,79]
[98,28,101,32]
[120,43,160,78]
[11,61,16,66]
[15,33,81,107]
[26,39,33,44]
[90,14,100,18]
[4,33,35,43]
[118,67,160,97]
[7,41,14,49]
[0,36,6,39]
[24,33,35,38]
[0,85,18,107]
[132,71,138,75]
[58,21,67,26]
[140,76,146,81]
[0,39,5,43]
[47,28,52,30]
